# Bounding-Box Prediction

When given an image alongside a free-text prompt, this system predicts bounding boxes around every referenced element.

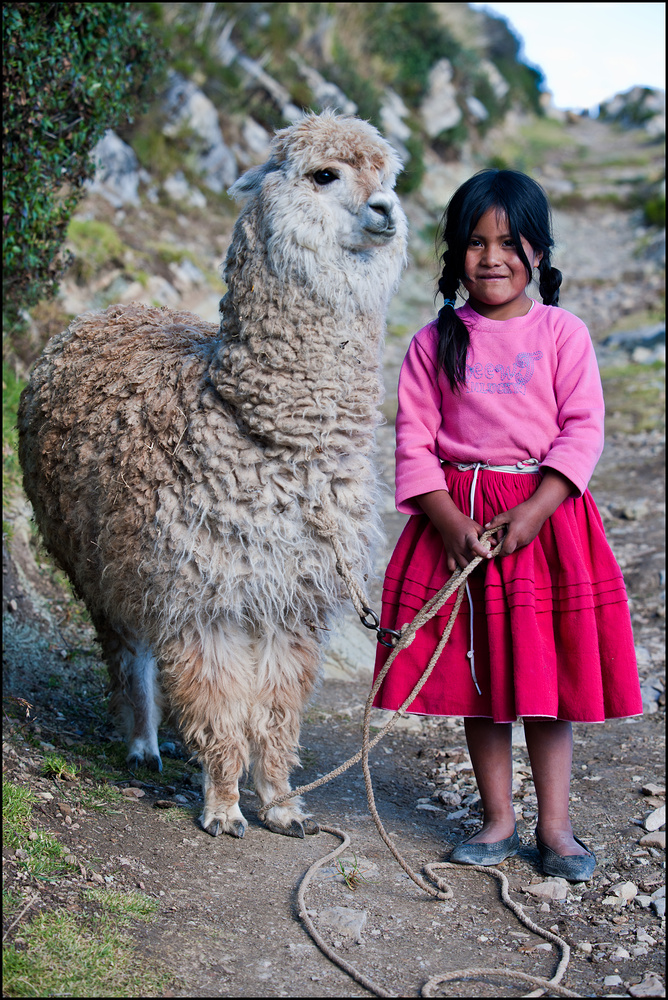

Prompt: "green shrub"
[644,195,666,228]
[2,3,160,329]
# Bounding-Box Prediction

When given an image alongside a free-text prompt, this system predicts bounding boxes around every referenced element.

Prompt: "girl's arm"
[485,468,574,556]
[416,489,497,572]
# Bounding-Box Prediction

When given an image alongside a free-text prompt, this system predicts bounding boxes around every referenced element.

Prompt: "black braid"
[436,258,469,393]
[538,257,562,306]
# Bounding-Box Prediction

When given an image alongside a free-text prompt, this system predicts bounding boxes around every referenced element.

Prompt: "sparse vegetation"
[40,754,80,782]
[3,3,160,330]
[3,780,78,880]
[3,906,167,998]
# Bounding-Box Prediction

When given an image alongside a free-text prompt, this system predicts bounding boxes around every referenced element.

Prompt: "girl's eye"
[312,169,339,186]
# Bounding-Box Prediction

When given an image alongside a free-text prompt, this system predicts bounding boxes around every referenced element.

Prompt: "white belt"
[449,459,542,696]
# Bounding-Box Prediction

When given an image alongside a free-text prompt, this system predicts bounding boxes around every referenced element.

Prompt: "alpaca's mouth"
[362,222,397,241]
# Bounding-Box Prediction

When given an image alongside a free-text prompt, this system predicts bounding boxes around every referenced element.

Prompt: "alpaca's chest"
[151,443,381,629]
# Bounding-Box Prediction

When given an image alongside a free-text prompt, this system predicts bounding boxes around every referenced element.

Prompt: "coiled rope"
[259,516,582,997]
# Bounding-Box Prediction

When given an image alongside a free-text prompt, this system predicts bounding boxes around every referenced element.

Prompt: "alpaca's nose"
[364,193,396,235]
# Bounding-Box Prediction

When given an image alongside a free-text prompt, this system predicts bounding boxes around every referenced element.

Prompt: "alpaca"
[18,111,407,839]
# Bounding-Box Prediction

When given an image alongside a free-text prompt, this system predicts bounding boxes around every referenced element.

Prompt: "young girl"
[372,169,642,881]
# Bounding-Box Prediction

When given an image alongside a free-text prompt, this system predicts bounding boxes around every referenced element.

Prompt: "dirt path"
[3,363,665,997]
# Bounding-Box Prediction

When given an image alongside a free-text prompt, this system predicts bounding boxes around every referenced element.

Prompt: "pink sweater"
[395,301,604,514]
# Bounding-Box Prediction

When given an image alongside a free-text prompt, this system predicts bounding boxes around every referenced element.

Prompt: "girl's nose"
[481,243,502,266]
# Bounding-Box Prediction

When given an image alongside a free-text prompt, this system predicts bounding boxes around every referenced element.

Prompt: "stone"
[121,786,145,798]
[434,790,462,808]
[610,881,638,903]
[420,59,461,136]
[640,831,666,849]
[163,172,207,209]
[642,783,666,797]
[604,975,624,986]
[162,71,237,191]
[644,805,665,831]
[318,907,367,944]
[523,881,569,901]
[576,941,593,953]
[86,130,145,207]
[651,897,665,919]
[323,619,375,681]
[628,976,666,998]
[611,946,631,960]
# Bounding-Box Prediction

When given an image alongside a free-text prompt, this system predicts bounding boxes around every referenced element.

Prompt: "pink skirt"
[373,466,642,723]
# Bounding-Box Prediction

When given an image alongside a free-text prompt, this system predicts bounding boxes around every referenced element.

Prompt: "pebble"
[642,783,666,797]
[604,975,624,986]
[639,831,665,849]
[416,799,444,812]
[610,881,638,903]
[523,881,569,901]
[121,786,145,798]
[644,805,665,831]
[651,897,665,919]
[434,790,462,808]
[628,976,666,997]
[318,907,367,944]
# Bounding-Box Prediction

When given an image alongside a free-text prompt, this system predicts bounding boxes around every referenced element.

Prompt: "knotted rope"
[258,511,580,997]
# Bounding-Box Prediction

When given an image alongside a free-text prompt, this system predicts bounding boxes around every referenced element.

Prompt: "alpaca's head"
[227,111,408,314]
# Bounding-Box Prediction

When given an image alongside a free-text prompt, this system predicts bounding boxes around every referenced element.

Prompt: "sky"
[470,2,666,111]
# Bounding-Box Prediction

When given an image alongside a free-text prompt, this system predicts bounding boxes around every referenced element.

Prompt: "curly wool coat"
[18,112,408,839]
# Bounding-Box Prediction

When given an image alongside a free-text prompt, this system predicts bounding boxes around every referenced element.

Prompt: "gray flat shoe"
[536,832,596,882]
[449,826,520,866]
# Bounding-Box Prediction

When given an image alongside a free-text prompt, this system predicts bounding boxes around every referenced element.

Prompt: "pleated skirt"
[373,466,642,723]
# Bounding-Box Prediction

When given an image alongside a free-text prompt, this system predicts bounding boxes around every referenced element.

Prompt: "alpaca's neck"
[208,211,387,454]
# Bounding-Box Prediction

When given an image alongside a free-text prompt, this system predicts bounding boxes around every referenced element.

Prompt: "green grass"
[483,118,581,173]
[83,887,159,923]
[3,907,168,997]
[3,780,78,881]
[2,362,25,505]
[601,361,665,434]
[40,754,80,782]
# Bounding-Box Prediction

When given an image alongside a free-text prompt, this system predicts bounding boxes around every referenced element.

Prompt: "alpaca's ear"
[228,159,280,201]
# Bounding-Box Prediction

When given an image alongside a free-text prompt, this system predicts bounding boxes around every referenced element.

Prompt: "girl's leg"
[523,718,589,856]
[463,718,516,843]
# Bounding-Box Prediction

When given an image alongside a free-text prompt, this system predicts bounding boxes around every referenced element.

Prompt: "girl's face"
[462,207,542,320]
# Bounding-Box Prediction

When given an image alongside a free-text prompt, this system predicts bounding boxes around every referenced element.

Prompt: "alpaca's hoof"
[127,751,163,773]
[146,754,163,772]
[264,818,306,839]
[302,818,320,836]
[200,814,246,839]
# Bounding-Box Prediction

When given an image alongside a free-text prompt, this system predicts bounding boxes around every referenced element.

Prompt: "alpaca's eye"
[312,169,339,186]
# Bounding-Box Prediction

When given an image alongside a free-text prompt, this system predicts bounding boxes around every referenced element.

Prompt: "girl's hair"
[436,168,562,392]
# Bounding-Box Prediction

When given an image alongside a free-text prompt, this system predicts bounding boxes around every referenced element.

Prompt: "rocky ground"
[3,112,665,996]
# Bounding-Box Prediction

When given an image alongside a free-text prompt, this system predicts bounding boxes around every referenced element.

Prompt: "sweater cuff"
[396,469,449,514]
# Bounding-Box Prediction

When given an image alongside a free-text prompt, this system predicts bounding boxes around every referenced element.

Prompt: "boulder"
[420,60,462,136]
[86,130,146,207]
[163,71,238,192]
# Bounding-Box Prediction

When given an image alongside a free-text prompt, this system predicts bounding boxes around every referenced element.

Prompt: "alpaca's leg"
[250,629,321,838]
[99,627,163,772]
[160,626,253,838]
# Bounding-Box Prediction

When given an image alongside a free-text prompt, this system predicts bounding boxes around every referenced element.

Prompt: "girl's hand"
[416,489,497,573]
[485,500,546,556]
[440,510,495,573]
[485,469,575,557]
